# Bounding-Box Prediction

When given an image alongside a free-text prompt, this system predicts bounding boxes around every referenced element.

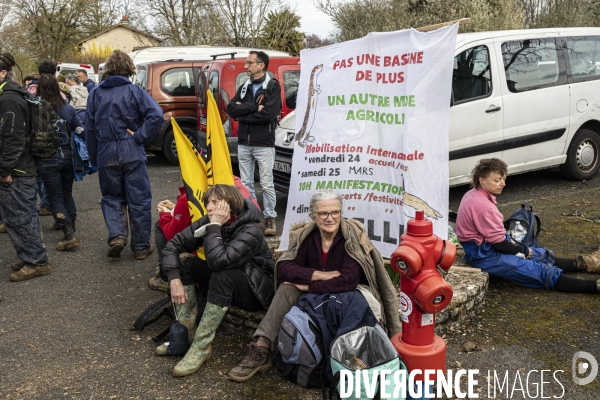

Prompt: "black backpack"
[0,82,60,159]
[503,202,542,248]
[25,96,60,159]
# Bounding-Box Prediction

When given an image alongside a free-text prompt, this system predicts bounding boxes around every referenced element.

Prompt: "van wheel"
[163,126,197,165]
[560,129,600,180]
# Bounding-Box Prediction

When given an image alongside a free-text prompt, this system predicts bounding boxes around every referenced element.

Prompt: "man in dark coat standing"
[76,69,96,93]
[0,53,52,282]
[226,51,281,237]
[85,50,163,259]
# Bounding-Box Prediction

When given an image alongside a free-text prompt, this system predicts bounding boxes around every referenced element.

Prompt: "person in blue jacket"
[37,74,84,252]
[85,50,163,259]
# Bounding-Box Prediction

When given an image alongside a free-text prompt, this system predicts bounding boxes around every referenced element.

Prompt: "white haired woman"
[228,189,401,382]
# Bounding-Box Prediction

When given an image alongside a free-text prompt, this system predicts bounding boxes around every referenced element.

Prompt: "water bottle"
[511,221,526,242]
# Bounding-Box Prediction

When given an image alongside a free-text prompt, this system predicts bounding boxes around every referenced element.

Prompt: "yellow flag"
[172,117,207,222]
[206,90,234,186]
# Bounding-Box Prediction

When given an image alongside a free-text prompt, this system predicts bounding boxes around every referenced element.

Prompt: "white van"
[274,27,600,192]
[56,62,95,81]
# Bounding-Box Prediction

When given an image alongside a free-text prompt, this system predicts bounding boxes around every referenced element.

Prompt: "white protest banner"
[280,25,459,257]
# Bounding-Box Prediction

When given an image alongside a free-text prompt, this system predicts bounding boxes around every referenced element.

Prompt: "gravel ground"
[1,156,599,399]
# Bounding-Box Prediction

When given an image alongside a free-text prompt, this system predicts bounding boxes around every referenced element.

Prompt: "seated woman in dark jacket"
[157,184,274,377]
[228,189,401,382]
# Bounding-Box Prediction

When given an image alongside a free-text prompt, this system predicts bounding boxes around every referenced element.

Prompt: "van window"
[502,38,565,92]
[452,45,491,104]
[161,67,195,96]
[283,70,300,110]
[208,70,219,102]
[235,71,276,92]
[134,67,147,90]
[565,37,600,81]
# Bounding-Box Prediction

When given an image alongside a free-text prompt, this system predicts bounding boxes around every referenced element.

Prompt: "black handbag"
[166,306,189,356]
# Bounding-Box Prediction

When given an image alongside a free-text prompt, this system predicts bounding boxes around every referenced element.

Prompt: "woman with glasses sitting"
[228,189,401,382]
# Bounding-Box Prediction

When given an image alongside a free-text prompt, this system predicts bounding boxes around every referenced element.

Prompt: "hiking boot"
[107,240,126,258]
[135,245,154,260]
[0,224,6,233]
[57,223,78,251]
[9,264,52,282]
[148,276,169,293]
[38,206,52,216]
[228,340,272,382]
[172,302,227,377]
[11,260,25,271]
[580,254,600,273]
[264,217,276,236]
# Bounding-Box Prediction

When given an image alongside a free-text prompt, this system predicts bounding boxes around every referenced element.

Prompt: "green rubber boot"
[172,302,228,377]
[155,285,198,356]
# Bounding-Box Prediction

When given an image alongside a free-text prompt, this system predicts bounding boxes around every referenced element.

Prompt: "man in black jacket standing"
[0,53,51,282]
[226,51,281,236]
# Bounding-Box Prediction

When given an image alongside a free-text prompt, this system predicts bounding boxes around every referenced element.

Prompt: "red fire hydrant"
[390,210,456,380]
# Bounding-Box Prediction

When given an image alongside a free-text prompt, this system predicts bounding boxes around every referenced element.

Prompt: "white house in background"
[78,16,163,54]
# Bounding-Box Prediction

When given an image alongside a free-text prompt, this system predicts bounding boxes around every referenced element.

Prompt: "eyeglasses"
[244,61,262,65]
[316,210,342,220]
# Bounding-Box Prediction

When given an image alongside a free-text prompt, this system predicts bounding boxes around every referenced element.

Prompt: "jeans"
[38,146,76,229]
[36,171,48,209]
[0,176,48,265]
[98,160,152,252]
[237,145,277,218]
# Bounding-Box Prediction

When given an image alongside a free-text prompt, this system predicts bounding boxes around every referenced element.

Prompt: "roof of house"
[78,22,163,46]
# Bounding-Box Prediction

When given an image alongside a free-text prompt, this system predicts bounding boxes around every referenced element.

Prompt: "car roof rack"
[211,52,238,60]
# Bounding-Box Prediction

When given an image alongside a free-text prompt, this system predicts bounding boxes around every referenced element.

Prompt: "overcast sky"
[290,0,336,38]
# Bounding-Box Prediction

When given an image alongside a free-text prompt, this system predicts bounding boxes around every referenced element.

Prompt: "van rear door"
[449,42,504,186]
[498,34,569,174]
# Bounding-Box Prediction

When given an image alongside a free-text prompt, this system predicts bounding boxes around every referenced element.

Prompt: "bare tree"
[15,0,88,61]
[78,0,121,36]
[212,0,284,47]
[0,0,13,27]
[303,33,335,49]
[146,0,219,45]
[314,0,524,41]
[518,0,592,28]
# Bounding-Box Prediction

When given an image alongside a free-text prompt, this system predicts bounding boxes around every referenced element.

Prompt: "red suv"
[196,55,300,162]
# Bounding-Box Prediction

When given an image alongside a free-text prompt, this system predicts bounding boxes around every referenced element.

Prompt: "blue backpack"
[503,202,542,248]
[276,302,327,388]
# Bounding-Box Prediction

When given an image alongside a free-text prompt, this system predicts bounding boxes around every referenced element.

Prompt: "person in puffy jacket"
[37,74,84,252]
[157,184,274,377]
[148,176,261,292]
[85,50,163,259]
